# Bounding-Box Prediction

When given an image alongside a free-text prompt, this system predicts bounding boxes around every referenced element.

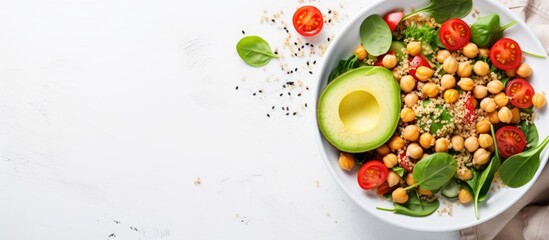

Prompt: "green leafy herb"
[470,14,517,48]
[418,100,454,135]
[377,190,440,217]
[403,0,473,23]
[518,121,539,150]
[236,35,278,67]
[403,23,438,50]
[499,136,549,188]
[328,55,366,82]
[360,15,392,56]
[393,166,405,177]
[405,153,457,191]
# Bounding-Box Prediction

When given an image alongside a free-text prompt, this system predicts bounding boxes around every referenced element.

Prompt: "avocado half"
[317,66,401,153]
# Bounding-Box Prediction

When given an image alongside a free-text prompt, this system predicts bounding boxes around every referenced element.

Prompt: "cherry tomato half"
[398,151,413,172]
[506,78,535,108]
[376,181,397,195]
[490,38,522,70]
[495,125,526,159]
[357,160,389,190]
[292,6,323,37]
[439,18,471,50]
[383,11,404,32]
[408,55,431,80]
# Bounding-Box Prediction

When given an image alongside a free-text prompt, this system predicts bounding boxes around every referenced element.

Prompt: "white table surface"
[0,0,460,239]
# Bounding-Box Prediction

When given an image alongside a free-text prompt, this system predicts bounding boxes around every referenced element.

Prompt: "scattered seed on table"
[309,71,313,74]
[293,112,297,115]
[305,103,308,107]
[235,86,239,90]
[267,114,270,117]
[241,30,245,34]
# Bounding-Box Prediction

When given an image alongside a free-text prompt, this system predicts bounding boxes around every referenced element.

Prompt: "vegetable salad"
[325,0,548,218]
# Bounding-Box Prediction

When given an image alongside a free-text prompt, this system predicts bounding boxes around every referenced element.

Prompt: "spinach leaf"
[519,121,539,149]
[470,14,517,48]
[377,190,439,217]
[403,0,473,23]
[360,15,392,56]
[236,35,278,67]
[499,135,549,188]
[407,153,457,191]
[469,125,501,219]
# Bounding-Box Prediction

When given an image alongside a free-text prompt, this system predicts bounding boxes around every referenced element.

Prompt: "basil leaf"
[236,35,278,67]
[360,15,392,56]
[412,153,457,190]
[377,190,439,217]
[393,166,405,177]
[499,136,549,188]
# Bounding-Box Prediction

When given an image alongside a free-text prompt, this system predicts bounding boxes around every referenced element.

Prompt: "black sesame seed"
[253,93,256,96]
[328,10,332,14]
[242,30,245,34]
[280,93,283,96]
[272,106,275,109]
[287,81,294,85]
[258,90,263,93]
[286,113,289,116]
[271,19,275,23]
[294,53,298,57]
[274,50,278,55]
[306,87,309,90]
[305,43,309,46]
[236,86,239,90]
[298,93,302,96]
[288,92,291,96]
[328,19,332,23]
[283,84,286,88]
[267,114,270,117]
[305,103,308,107]
[294,42,298,45]
[310,44,314,47]
[294,68,298,72]
[327,37,331,42]
[309,71,313,74]
[306,61,310,66]
[293,112,297,116]
[313,60,316,64]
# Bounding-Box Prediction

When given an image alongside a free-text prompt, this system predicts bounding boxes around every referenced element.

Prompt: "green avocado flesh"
[317,66,401,153]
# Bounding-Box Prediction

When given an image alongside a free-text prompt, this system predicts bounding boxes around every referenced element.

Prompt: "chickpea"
[473,85,488,99]
[473,148,491,165]
[407,41,422,56]
[338,152,355,171]
[457,168,473,181]
[422,153,429,159]
[400,107,416,122]
[404,92,419,108]
[435,138,450,152]
[473,61,490,76]
[464,136,479,152]
[479,48,490,58]
[498,106,512,123]
[480,97,497,113]
[494,92,509,107]
[383,153,398,168]
[415,66,434,82]
[476,119,491,133]
[444,89,459,104]
[443,56,458,74]
[419,132,435,149]
[383,54,398,69]
[487,80,504,94]
[354,45,367,61]
[451,135,465,151]
[458,188,472,204]
[403,125,420,141]
[436,50,451,63]
[505,68,516,77]
[418,187,433,196]
[388,136,405,150]
[462,42,479,58]
[478,133,494,148]
[406,143,424,159]
[376,144,391,156]
[400,75,416,93]
[457,77,474,91]
[533,93,547,109]
[510,107,521,124]
[440,74,456,90]
[387,171,401,187]
[405,173,415,186]
[423,82,439,98]
[487,111,500,124]
[392,187,409,204]
[516,63,532,78]
[457,61,473,77]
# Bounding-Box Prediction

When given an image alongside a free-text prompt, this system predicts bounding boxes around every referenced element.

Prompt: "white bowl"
[314,0,549,232]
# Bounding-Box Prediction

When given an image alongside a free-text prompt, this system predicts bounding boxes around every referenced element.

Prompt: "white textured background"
[0,0,460,239]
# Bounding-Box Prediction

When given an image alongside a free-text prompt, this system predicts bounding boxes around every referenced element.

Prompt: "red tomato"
[408,55,431,80]
[292,6,323,37]
[398,151,413,172]
[374,50,395,66]
[357,160,389,190]
[439,18,471,50]
[496,126,527,159]
[490,38,522,70]
[464,94,477,123]
[376,181,397,195]
[383,11,404,32]
[506,78,535,108]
